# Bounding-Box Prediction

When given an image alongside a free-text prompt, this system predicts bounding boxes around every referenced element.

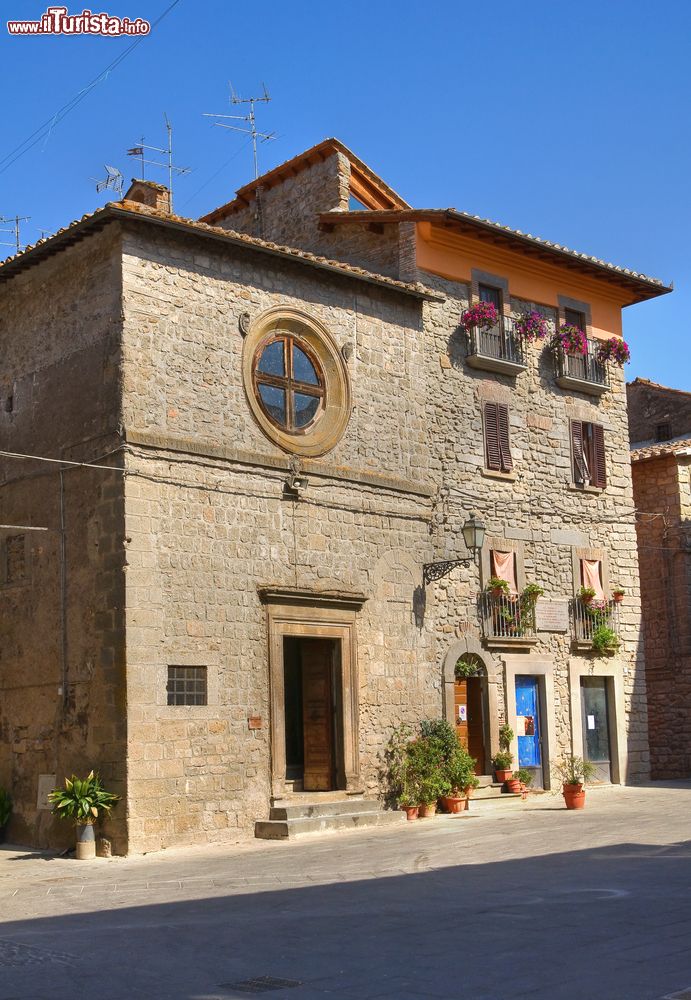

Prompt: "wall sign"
[457,705,467,723]
[535,599,569,632]
[36,774,56,810]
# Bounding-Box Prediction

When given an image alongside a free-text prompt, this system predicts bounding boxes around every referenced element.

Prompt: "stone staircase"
[255,793,405,840]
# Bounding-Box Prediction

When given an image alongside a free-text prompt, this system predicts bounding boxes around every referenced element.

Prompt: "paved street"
[1,783,690,1000]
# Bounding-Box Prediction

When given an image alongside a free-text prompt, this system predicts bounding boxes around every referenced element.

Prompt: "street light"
[423,513,486,586]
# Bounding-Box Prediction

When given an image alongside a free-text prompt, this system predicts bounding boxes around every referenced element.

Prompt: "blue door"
[515,675,543,787]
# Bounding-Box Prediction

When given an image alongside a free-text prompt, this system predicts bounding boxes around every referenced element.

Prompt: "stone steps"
[255,794,405,840]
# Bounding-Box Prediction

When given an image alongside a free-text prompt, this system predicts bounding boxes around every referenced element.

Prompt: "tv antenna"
[0,214,30,255]
[126,114,190,212]
[94,164,124,197]
[203,82,275,180]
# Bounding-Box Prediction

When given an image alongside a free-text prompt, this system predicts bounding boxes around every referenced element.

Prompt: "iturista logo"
[7,6,151,35]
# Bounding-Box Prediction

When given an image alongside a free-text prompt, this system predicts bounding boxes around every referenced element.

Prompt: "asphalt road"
[1,783,690,1000]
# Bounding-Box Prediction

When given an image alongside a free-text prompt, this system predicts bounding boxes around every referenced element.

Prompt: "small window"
[484,402,513,473]
[655,422,672,442]
[571,420,606,488]
[167,666,207,706]
[564,307,586,332]
[479,284,502,313]
[252,335,325,433]
[4,534,26,584]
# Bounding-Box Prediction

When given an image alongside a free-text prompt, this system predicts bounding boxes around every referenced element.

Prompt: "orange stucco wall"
[416,222,625,339]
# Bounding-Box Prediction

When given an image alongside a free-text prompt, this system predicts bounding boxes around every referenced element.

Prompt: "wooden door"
[454,677,486,775]
[301,639,334,791]
[466,677,486,775]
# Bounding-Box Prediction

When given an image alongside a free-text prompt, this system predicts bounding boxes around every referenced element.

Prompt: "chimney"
[122,179,171,214]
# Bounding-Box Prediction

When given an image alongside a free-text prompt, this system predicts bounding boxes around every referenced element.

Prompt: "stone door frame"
[260,588,366,799]
[568,657,626,785]
[502,655,557,791]
[442,637,500,774]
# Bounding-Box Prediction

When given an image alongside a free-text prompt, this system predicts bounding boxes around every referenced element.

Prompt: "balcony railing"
[555,339,609,396]
[478,591,537,644]
[466,317,527,376]
[570,598,620,646]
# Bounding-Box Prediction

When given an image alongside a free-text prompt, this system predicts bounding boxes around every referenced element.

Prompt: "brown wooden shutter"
[484,403,501,470]
[591,423,607,488]
[497,404,513,472]
[571,420,586,483]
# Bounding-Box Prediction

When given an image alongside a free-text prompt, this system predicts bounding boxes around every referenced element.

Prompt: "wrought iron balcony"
[478,591,538,647]
[570,598,621,649]
[466,317,527,376]
[555,339,609,396]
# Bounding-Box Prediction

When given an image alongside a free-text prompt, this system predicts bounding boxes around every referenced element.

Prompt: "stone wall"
[627,379,691,444]
[119,223,437,852]
[0,228,128,850]
[632,453,691,777]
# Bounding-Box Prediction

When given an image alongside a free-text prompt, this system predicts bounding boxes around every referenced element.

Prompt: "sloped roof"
[631,436,691,462]
[200,138,410,225]
[628,377,691,397]
[319,209,671,304]
[0,200,438,301]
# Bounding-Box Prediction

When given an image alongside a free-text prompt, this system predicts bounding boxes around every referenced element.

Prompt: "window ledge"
[555,374,609,397]
[567,483,604,495]
[467,354,527,377]
[482,469,517,482]
[483,636,539,650]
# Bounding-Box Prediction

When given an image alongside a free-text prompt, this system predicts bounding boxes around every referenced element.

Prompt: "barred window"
[167,666,207,706]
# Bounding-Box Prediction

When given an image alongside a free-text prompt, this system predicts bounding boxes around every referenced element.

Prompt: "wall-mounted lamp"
[423,513,486,586]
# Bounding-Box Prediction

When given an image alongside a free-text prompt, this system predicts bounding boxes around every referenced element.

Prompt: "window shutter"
[571,420,586,483]
[497,404,513,472]
[484,403,501,470]
[592,423,607,488]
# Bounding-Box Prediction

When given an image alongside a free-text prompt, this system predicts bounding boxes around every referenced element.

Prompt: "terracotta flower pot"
[491,586,506,598]
[581,594,594,605]
[563,783,586,810]
[402,805,419,821]
[505,778,522,794]
[418,802,437,818]
[494,768,513,783]
[613,593,624,603]
[441,795,467,814]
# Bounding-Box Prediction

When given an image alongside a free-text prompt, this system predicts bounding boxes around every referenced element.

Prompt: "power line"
[0,0,183,179]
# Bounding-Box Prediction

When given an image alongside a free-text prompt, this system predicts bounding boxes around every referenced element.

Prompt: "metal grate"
[218,977,301,995]
[167,665,207,706]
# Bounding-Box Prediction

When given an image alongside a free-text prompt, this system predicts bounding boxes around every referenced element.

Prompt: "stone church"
[0,138,670,853]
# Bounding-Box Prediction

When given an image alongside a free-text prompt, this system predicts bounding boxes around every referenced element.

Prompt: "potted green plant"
[515,767,533,791]
[493,723,514,783]
[578,586,596,605]
[398,793,419,822]
[440,743,477,813]
[48,772,119,860]
[612,587,625,603]
[592,624,620,656]
[554,755,596,809]
[486,577,510,598]
[0,788,11,843]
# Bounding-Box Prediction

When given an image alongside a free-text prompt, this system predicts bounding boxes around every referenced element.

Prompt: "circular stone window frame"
[243,307,352,458]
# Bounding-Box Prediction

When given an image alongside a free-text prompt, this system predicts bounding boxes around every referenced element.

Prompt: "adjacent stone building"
[0,138,671,853]
[628,380,691,778]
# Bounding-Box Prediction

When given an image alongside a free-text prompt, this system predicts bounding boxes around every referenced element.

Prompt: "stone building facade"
[0,139,671,853]
[629,381,691,778]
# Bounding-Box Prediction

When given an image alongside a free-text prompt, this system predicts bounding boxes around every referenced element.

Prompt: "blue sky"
[1,0,688,387]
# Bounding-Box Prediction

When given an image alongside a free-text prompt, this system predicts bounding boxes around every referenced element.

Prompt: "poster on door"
[457,705,467,723]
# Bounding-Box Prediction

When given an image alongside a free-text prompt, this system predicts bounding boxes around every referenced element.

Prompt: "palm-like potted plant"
[0,788,11,843]
[554,755,596,809]
[49,772,120,860]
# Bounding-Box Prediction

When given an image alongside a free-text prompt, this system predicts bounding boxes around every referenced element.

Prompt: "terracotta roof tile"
[631,437,691,461]
[0,201,439,301]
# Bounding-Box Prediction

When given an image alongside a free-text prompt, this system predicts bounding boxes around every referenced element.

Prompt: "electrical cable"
[0,0,183,178]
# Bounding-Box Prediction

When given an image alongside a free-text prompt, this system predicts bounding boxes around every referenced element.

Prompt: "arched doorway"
[454,654,488,776]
